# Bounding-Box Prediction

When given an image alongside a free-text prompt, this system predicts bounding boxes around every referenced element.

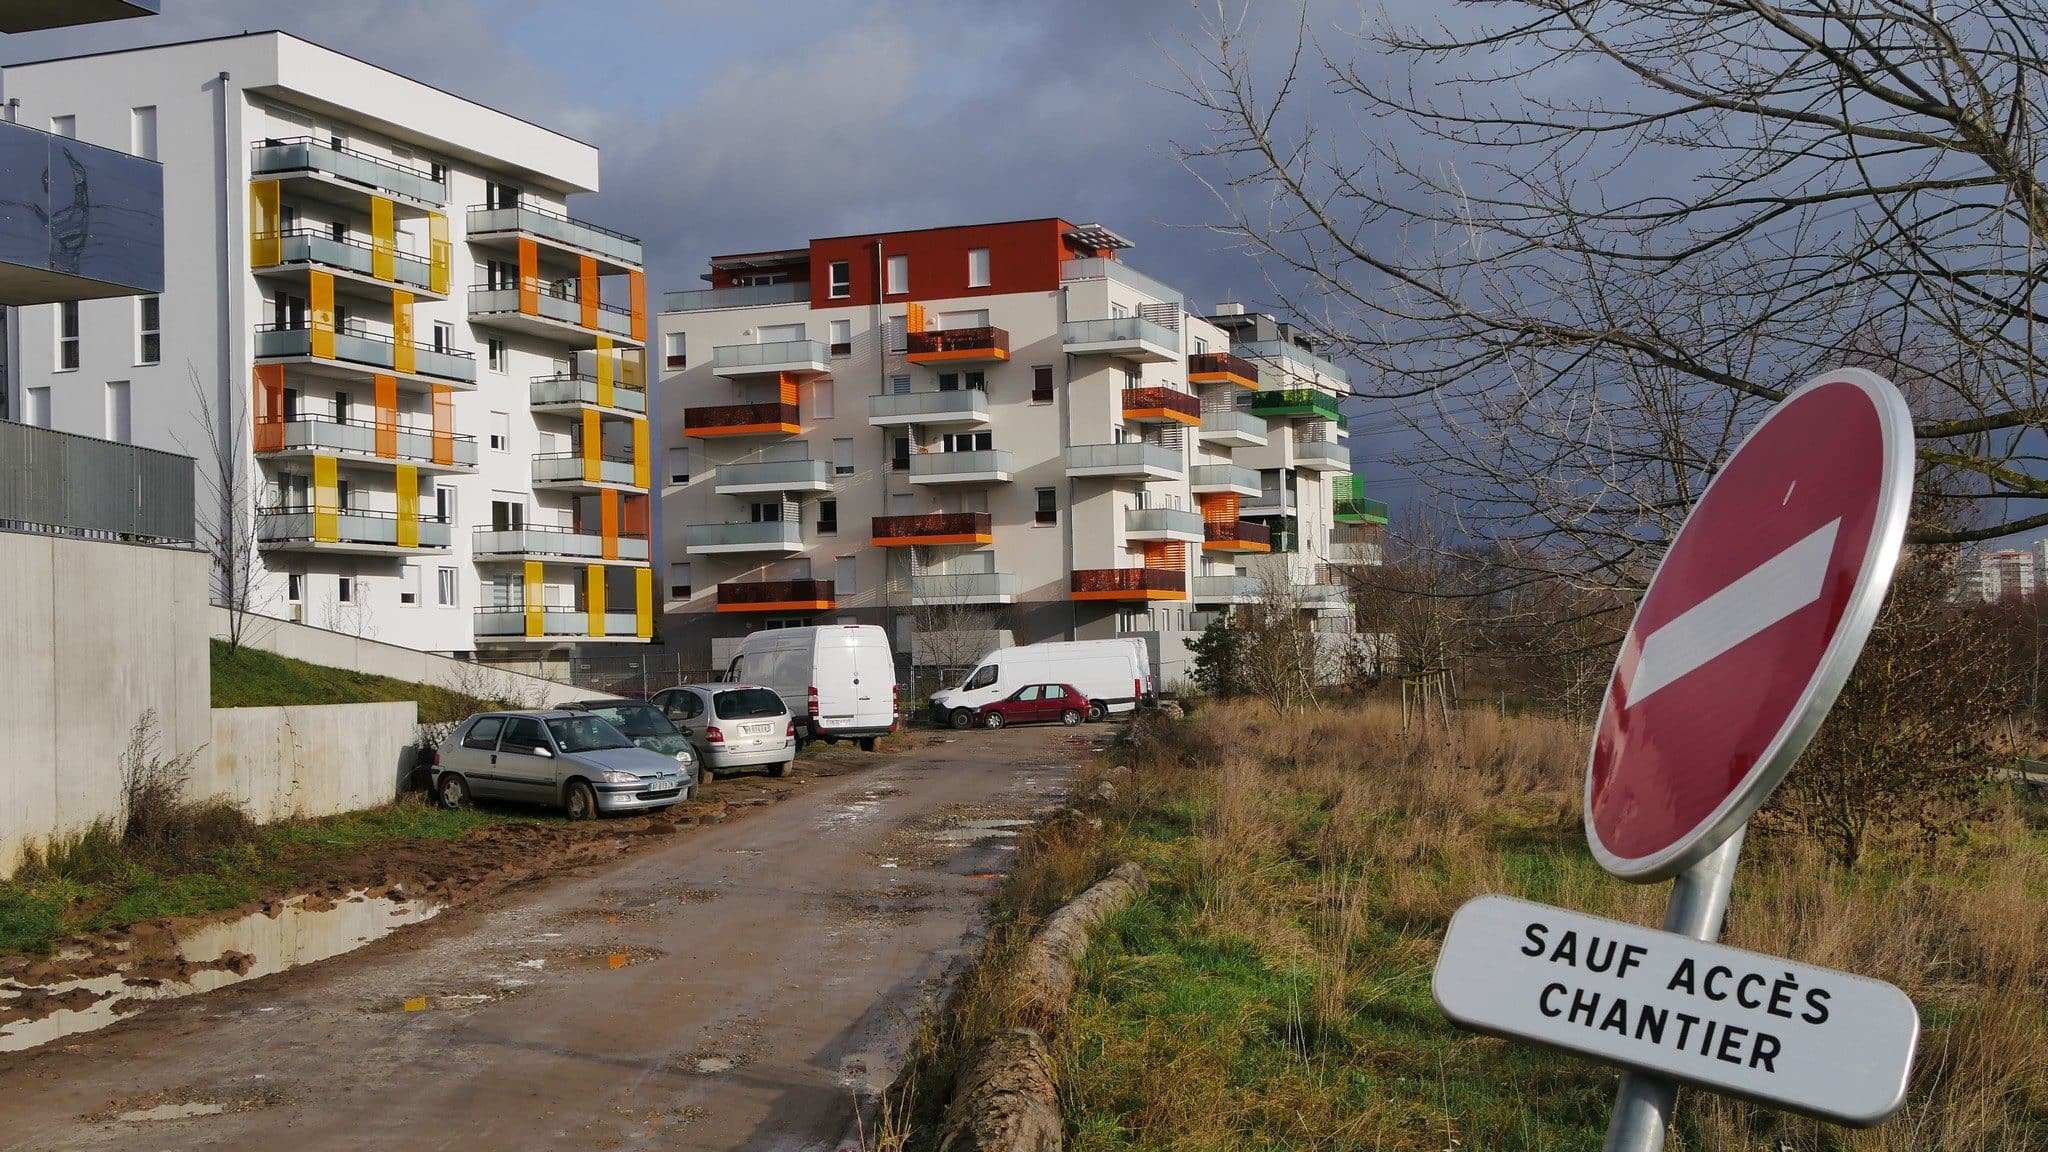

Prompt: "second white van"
[726,625,898,749]
[929,639,1152,729]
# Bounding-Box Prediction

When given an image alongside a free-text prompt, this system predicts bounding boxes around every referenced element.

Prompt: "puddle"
[118,1101,226,1122]
[926,819,1031,845]
[0,891,439,1053]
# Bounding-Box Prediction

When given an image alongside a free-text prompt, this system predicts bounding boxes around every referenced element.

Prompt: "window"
[1035,487,1059,525]
[487,338,507,373]
[287,574,303,603]
[1032,365,1054,403]
[26,387,49,428]
[49,115,73,139]
[1193,337,1209,356]
[329,220,347,244]
[832,438,854,475]
[890,374,910,395]
[56,301,78,371]
[891,435,910,470]
[749,502,783,523]
[129,106,157,159]
[437,567,457,607]
[813,379,834,420]
[964,665,998,691]
[967,247,991,288]
[489,411,510,451]
[486,182,521,210]
[664,331,687,369]
[400,566,420,606]
[435,486,455,525]
[829,319,851,355]
[1112,302,1130,319]
[463,717,506,751]
[337,576,354,604]
[104,381,130,442]
[885,254,908,295]
[937,372,958,392]
[828,260,851,299]
[432,322,453,353]
[430,161,447,186]
[669,562,692,600]
[965,370,986,391]
[500,717,548,755]
[886,315,907,353]
[816,499,838,535]
[668,446,691,485]
[835,555,857,595]
[943,431,992,452]
[135,296,160,365]
[490,499,525,531]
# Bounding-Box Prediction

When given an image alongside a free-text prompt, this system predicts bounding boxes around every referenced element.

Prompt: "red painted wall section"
[803,218,1110,308]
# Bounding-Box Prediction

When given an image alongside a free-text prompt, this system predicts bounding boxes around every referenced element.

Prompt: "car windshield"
[714,688,785,719]
[582,704,678,738]
[544,715,635,753]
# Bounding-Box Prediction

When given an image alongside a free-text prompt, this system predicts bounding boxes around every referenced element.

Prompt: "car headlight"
[599,769,640,785]
[674,748,695,764]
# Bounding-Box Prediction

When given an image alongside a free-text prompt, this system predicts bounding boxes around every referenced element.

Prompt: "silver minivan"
[650,684,797,777]
[432,710,693,819]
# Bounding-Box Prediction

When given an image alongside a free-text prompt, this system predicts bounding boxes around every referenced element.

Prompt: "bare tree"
[1174,2,2048,575]
[909,599,1004,698]
[1238,578,1323,716]
[176,365,268,653]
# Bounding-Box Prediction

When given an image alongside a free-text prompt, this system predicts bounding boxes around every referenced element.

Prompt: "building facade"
[1,32,653,656]
[656,218,1365,675]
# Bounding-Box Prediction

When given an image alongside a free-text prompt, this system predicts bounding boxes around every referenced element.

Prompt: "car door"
[453,715,507,797]
[1031,685,1064,723]
[1000,685,1039,723]
[495,716,560,801]
[664,690,709,754]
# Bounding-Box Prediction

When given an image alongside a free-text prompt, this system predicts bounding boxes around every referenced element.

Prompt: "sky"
[0,0,1417,505]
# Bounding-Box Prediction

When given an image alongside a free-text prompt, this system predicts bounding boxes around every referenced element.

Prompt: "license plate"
[743,723,773,736]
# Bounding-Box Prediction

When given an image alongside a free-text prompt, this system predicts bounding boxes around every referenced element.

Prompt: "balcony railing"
[867,388,990,424]
[254,323,476,385]
[0,419,193,545]
[685,520,803,552]
[473,606,641,638]
[717,579,836,610]
[1334,475,1391,524]
[1125,507,1206,538]
[908,449,1013,482]
[906,326,1010,362]
[532,452,640,487]
[1237,339,1351,386]
[1059,257,1184,306]
[253,414,478,468]
[1204,520,1272,550]
[1121,386,1202,422]
[251,137,446,205]
[684,401,800,436]
[472,527,648,563]
[1189,463,1261,492]
[871,512,993,545]
[911,572,1020,603]
[466,203,643,268]
[713,458,833,491]
[1188,351,1261,387]
[257,507,452,549]
[1198,408,1269,444]
[1193,575,1263,602]
[1292,438,1350,471]
[469,285,636,339]
[1071,568,1187,599]
[1064,442,1182,477]
[711,339,831,375]
[529,373,647,414]
[259,230,436,292]
[1063,316,1180,358]
[1248,387,1344,422]
[663,282,810,311]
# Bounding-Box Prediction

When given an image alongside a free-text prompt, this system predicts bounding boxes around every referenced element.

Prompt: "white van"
[726,625,897,749]
[929,639,1153,729]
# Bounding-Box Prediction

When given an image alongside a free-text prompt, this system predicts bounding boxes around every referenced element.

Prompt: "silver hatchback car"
[432,710,694,820]
[650,684,797,777]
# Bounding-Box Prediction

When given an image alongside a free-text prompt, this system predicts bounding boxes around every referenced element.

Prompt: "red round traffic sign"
[1586,369,1914,880]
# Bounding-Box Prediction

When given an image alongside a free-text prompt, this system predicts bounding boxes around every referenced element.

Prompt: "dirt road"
[0,726,1086,1151]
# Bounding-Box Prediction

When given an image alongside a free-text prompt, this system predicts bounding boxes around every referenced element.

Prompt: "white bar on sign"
[1432,894,1917,1126]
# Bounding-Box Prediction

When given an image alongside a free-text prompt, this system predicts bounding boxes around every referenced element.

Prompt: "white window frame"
[104,380,130,442]
[885,254,908,295]
[813,379,835,420]
[967,247,991,288]
[664,330,687,368]
[828,261,851,299]
[489,411,510,452]
[437,567,457,607]
[400,565,421,606]
[833,437,855,476]
[835,555,857,596]
[56,301,79,372]
[129,105,157,160]
[669,445,691,484]
[829,318,851,353]
[487,338,507,373]
[669,562,692,600]
[135,296,160,365]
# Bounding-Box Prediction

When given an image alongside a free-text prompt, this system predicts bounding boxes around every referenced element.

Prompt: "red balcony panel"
[715,579,836,612]
[1121,386,1202,425]
[684,401,800,437]
[906,326,1010,364]
[1203,520,1272,551]
[1071,567,1187,600]
[871,512,993,546]
[1187,351,1260,388]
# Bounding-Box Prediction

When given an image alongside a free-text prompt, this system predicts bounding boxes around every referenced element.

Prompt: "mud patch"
[85,1086,287,1124]
[558,945,664,971]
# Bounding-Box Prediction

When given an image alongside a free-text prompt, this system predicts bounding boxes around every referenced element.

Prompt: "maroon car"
[975,683,1088,729]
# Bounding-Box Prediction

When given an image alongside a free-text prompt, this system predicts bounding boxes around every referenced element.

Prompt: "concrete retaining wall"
[1,532,210,870]
[202,702,419,823]
[212,606,587,706]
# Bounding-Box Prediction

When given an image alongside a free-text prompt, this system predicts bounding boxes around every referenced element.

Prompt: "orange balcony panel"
[1188,351,1261,390]
[1203,520,1272,553]
[684,401,801,439]
[1121,386,1202,426]
[906,326,1010,365]
[871,512,993,547]
[1070,568,1187,601]
[716,579,836,613]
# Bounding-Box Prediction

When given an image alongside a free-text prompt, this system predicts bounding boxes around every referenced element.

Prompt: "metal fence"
[0,419,195,545]
[566,651,732,698]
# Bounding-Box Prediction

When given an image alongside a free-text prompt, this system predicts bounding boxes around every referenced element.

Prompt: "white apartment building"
[1,32,653,656]
[656,218,1361,673]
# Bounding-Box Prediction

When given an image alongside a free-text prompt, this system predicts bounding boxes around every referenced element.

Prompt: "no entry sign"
[1586,369,1915,880]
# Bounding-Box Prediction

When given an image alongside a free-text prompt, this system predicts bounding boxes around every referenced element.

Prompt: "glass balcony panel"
[1064,443,1181,473]
[1058,257,1184,305]
[867,389,990,422]
[663,282,809,311]
[465,204,643,267]
[251,138,447,205]
[909,449,1012,479]
[911,573,1019,602]
[1126,508,1206,536]
[685,521,803,549]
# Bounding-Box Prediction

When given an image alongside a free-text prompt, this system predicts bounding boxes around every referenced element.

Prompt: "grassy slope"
[210,639,489,722]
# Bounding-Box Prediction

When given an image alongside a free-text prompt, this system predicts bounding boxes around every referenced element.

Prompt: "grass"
[895,700,2048,1151]
[210,639,492,723]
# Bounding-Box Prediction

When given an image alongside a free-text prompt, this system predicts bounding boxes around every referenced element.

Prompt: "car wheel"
[565,780,598,821]
[983,711,1005,729]
[1060,708,1082,726]
[858,737,877,753]
[773,759,794,778]
[437,772,471,811]
[949,708,975,730]
[1086,700,1107,723]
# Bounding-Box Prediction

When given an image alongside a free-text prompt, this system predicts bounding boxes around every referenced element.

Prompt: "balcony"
[1238,340,1351,387]
[684,520,804,556]
[1188,351,1261,390]
[529,373,646,415]
[911,572,1020,605]
[1124,507,1206,543]
[908,450,1013,485]
[710,339,831,378]
[1243,487,1297,517]
[1188,463,1261,496]
[1203,520,1272,553]
[474,606,645,642]
[1198,408,1268,448]
[872,512,993,547]
[1297,583,1351,612]
[253,415,477,472]
[906,326,1010,365]
[254,230,439,296]
[1071,568,1187,602]
[465,203,642,271]
[1120,387,1202,426]
[1064,442,1181,481]
[1329,537,1384,566]
[663,282,810,312]
[716,579,836,613]
[1292,438,1350,472]
[532,452,642,491]
[713,458,833,495]
[684,402,800,439]
[0,122,161,305]
[1062,316,1179,363]
[254,323,476,389]
[1059,257,1184,307]
[251,137,445,208]
[472,527,649,564]
[867,388,991,428]
[469,285,637,344]
[256,508,452,555]
[1334,476,1391,524]
[1248,386,1344,422]
[1193,574,1264,603]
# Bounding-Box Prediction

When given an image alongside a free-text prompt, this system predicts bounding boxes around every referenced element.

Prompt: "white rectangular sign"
[1434,894,1918,1126]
